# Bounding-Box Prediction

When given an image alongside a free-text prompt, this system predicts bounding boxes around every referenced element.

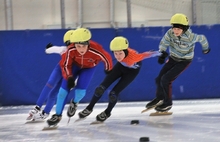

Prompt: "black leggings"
[101,62,141,94]
[87,62,141,114]
[156,57,191,105]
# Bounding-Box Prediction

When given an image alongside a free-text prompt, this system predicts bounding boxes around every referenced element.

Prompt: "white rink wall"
[0,0,220,30]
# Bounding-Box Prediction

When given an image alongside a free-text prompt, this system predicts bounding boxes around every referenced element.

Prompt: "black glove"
[67,77,75,89]
[203,48,211,54]
[158,51,168,64]
[104,69,112,75]
[46,43,53,49]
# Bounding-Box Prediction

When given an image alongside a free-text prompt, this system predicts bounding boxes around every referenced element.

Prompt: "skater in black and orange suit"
[77,36,162,122]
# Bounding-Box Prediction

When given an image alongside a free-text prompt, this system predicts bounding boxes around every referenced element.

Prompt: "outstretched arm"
[142,51,162,59]
[194,34,210,54]
[45,46,67,55]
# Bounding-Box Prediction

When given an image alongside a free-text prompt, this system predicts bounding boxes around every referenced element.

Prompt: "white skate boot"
[33,111,49,120]
[27,106,41,120]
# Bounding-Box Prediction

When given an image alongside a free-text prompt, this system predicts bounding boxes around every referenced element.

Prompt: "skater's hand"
[67,77,75,89]
[203,48,211,54]
[46,43,53,49]
[158,51,168,64]
[104,69,112,75]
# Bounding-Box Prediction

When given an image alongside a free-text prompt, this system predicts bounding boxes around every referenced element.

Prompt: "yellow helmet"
[110,36,129,51]
[170,13,189,26]
[70,28,92,43]
[63,30,75,44]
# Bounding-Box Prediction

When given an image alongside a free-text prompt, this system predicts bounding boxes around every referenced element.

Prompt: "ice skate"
[67,99,78,117]
[33,111,49,120]
[25,111,47,124]
[146,98,164,108]
[26,115,34,121]
[90,111,110,125]
[78,108,92,119]
[141,107,154,113]
[149,104,173,116]
[26,106,41,121]
[75,108,92,122]
[43,114,61,130]
[46,114,62,126]
[155,104,172,112]
[42,125,58,131]
[96,111,111,122]
[149,111,173,116]
[141,98,163,113]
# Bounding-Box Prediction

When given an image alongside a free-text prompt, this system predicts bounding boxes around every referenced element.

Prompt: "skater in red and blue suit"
[27,30,75,121]
[47,28,113,126]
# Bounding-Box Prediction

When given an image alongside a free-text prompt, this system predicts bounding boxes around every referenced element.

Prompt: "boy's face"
[113,50,125,62]
[75,44,89,55]
[172,28,183,36]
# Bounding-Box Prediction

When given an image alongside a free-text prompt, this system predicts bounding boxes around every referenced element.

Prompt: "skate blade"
[26,115,33,120]
[149,111,173,116]
[141,107,154,113]
[67,117,71,124]
[74,118,86,123]
[90,121,104,125]
[25,120,44,124]
[42,126,58,131]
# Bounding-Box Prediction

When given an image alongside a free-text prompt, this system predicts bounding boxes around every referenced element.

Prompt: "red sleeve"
[99,47,113,71]
[90,41,113,71]
[59,47,75,79]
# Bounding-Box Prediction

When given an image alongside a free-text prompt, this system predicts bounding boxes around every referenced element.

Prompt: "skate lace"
[98,112,107,120]
[40,112,48,119]
[30,108,39,115]
[82,109,91,115]
[68,102,77,117]
[70,103,77,110]
[49,115,59,122]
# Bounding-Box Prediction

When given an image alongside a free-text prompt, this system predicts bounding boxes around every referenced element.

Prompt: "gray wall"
[0,0,220,30]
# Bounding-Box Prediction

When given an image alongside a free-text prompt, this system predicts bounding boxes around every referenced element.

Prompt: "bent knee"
[160,76,170,85]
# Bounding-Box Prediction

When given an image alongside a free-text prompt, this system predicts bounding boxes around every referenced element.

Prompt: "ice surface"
[0,99,220,142]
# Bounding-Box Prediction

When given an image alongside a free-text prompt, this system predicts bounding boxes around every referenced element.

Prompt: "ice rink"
[0,99,220,142]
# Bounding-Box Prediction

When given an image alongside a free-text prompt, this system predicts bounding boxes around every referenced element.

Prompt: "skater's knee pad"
[109,91,118,103]
[95,85,105,97]
[74,89,86,103]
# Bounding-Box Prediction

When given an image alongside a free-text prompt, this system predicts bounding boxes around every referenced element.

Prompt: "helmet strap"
[172,24,189,33]
[65,40,71,46]
[123,49,128,57]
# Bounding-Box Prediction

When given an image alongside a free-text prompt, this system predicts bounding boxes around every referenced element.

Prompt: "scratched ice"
[0,99,219,142]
